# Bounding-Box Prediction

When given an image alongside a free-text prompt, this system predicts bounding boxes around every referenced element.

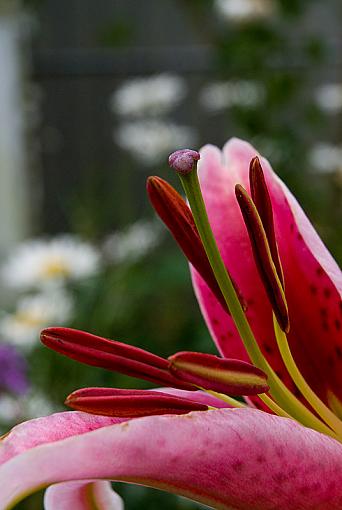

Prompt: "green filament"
[273,315,342,438]
[204,389,247,408]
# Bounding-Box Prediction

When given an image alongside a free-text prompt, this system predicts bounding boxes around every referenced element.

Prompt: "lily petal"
[192,138,342,404]
[44,481,124,510]
[1,409,342,509]
[0,411,124,464]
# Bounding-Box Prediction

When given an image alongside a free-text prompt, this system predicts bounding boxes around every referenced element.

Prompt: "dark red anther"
[249,157,284,288]
[169,351,269,396]
[41,327,194,391]
[65,387,208,417]
[235,184,290,333]
[147,176,246,313]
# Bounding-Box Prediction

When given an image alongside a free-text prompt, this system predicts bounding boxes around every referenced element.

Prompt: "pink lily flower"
[186,139,342,410]
[1,138,342,509]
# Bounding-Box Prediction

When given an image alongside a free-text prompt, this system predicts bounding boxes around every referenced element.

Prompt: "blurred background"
[0,0,341,508]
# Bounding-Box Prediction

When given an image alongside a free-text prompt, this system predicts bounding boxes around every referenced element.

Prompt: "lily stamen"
[168,148,340,440]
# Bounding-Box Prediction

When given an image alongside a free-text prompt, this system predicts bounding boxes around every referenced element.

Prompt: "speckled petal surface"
[0,411,123,464]
[1,408,342,510]
[192,138,342,405]
[44,481,124,510]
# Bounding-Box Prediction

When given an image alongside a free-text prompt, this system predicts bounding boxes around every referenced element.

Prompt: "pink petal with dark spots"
[191,138,342,406]
[1,409,342,509]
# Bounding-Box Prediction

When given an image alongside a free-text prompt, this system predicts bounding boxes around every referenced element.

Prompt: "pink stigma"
[168,149,200,175]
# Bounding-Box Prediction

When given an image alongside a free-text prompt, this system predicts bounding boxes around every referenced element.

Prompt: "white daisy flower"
[308,143,342,174]
[111,74,186,117]
[115,120,197,166]
[315,83,342,113]
[103,220,161,264]
[1,236,99,290]
[0,290,73,349]
[214,0,275,23]
[200,80,265,112]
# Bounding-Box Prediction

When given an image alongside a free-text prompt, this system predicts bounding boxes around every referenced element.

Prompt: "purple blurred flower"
[0,344,29,395]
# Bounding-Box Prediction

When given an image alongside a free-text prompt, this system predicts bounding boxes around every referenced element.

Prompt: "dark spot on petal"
[227,331,234,338]
[335,346,342,359]
[324,288,331,299]
[290,223,294,233]
[320,308,327,317]
[288,468,297,477]
[297,233,303,241]
[322,320,329,332]
[231,460,244,473]
[212,318,219,326]
[275,370,283,381]
[275,446,284,458]
[335,319,341,331]
[316,266,324,277]
[309,284,317,295]
[263,343,273,354]
[247,298,255,306]
[274,472,287,483]
[256,454,266,463]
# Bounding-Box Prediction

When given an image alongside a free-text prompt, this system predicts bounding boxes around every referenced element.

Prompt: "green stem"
[179,168,336,438]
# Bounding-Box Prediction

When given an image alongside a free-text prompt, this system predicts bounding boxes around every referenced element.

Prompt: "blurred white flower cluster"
[1,236,99,290]
[103,220,161,264]
[115,121,196,166]
[0,290,73,349]
[200,80,265,113]
[111,74,186,117]
[111,74,197,166]
[0,236,99,351]
[214,0,275,23]
[308,143,342,175]
[0,223,160,351]
[315,83,342,114]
